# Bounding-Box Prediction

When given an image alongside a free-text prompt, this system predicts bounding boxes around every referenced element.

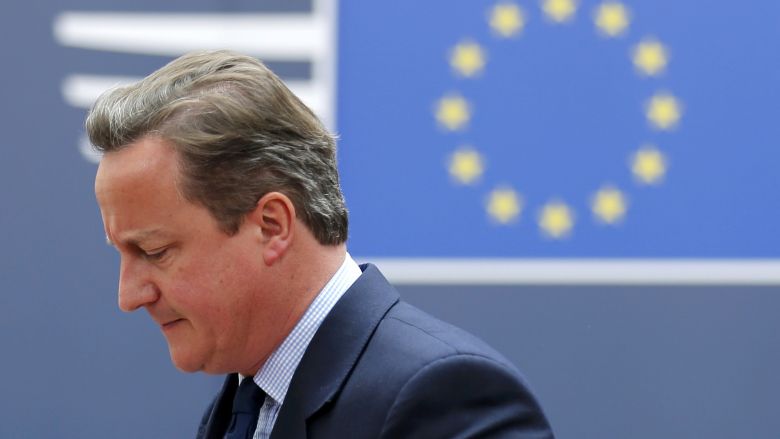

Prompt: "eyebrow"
[106,229,170,248]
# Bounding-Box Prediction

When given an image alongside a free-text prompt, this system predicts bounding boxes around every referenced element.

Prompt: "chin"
[168,348,205,373]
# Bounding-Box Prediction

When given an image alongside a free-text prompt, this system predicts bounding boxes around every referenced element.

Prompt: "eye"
[142,247,168,262]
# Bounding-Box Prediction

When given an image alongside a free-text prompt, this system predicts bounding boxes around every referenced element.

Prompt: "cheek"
[182,253,255,321]
[170,238,260,332]
[166,259,232,320]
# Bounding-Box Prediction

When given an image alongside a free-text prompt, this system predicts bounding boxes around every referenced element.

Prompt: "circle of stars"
[435,1,683,240]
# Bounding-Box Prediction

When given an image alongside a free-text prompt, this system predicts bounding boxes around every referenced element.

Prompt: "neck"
[239,241,347,377]
[281,242,347,335]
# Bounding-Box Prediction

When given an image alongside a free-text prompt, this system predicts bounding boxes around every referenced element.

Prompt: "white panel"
[53,13,329,60]
[361,258,780,285]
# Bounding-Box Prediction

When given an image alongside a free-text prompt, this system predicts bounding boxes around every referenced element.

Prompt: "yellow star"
[486,187,522,224]
[450,41,487,77]
[594,2,630,37]
[633,38,668,76]
[435,95,471,131]
[448,148,485,184]
[646,92,682,130]
[538,200,574,238]
[631,146,667,184]
[591,186,628,224]
[489,3,526,38]
[542,0,578,23]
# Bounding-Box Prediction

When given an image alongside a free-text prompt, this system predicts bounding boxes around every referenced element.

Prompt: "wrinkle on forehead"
[95,136,185,246]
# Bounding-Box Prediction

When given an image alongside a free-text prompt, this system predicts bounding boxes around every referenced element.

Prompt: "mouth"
[161,318,184,331]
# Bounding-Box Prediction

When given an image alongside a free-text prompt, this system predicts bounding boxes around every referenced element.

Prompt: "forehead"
[95,137,191,240]
[95,136,179,198]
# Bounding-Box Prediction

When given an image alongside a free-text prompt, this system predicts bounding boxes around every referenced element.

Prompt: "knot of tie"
[225,378,266,439]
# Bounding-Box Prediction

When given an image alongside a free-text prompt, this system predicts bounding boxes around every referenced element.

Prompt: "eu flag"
[337,0,780,261]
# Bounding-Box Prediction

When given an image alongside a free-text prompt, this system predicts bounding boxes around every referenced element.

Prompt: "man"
[91,50,553,438]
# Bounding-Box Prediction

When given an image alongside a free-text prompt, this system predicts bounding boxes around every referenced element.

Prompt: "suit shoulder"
[309,300,553,437]
[380,353,554,438]
[376,300,517,369]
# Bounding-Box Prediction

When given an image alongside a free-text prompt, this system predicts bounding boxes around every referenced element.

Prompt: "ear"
[246,192,296,265]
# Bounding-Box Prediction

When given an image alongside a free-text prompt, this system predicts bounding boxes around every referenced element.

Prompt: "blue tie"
[225,377,266,439]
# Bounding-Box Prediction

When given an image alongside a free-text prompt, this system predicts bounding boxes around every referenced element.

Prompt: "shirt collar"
[250,252,362,405]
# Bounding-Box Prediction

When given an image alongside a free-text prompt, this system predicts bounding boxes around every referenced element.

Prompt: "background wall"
[1,0,778,437]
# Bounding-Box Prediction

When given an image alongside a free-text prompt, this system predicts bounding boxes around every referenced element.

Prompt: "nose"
[117,256,160,312]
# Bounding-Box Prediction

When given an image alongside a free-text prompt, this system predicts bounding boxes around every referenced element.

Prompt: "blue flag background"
[338,0,780,258]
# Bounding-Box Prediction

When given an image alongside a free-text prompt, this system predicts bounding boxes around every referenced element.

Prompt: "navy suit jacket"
[197,264,554,438]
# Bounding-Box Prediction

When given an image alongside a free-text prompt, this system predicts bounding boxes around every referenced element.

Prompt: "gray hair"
[86,50,348,245]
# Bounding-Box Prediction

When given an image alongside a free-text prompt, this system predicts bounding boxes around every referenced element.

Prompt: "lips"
[161,318,184,331]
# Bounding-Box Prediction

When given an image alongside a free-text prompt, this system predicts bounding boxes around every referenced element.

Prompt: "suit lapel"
[201,373,238,439]
[270,264,399,438]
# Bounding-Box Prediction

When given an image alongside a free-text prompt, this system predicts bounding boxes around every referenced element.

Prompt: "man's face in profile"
[94,136,292,374]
